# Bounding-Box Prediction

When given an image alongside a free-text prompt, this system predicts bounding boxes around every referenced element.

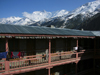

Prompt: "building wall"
[35,39,48,55]
[0,39,5,52]
[77,59,93,73]
[8,38,77,55]
[0,38,96,75]
[56,39,65,52]
[7,38,85,56]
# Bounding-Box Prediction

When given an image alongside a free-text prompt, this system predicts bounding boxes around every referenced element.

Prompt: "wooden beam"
[48,39,51,64]
[64,39,66,51]
[94,39,96,75]
[5,38,9,52]
[76,39,78,47]
[48,67,50,75]
[0,34,95,39]
[75,63,78,75]
[5,61,9,73]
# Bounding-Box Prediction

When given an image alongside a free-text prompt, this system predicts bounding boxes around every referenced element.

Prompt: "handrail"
[0,50,93,75]
[51,51,75,57]
[9,58,42,62]
[24,54,42,58]
[0,61,5,72]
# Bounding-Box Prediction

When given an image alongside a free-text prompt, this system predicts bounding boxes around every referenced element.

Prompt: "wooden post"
[48,39,51,64]
[5,61,9,73]
[76,39,78,59]
[48,67,50,75]
[94,39,96,75]
[76,38,78,75]
[76,39,78,48]
[64,39,66,51]
[6,38,9,52]
[76,53,78,59]
[5,38,9,74]
[75,62,78,75]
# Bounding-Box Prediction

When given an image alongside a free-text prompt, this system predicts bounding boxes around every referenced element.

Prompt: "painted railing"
[0,61,5,73]
[8,54,47,71]
[0,50,93,74]
[51,51,76,62]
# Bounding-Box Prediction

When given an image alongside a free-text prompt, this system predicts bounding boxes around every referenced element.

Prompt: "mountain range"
[0,10,69,25]
[0,0,100,30]
[78,12,100,30]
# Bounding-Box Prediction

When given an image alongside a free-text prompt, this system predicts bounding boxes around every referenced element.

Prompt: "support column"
[5,61,9,73]
[48,67,50,75]
[76,39,78,59]
[76,39,78,48]
[48,39,51,64]
[75,62,78,75]
[75,52,78,75]
[94,39,96,75]
[64,39,66,51]
[76,39,78,75]
[6,38,9,52]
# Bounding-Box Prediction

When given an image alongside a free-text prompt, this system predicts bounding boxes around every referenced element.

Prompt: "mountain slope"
[77,13,100,30]
[0,10,69,25]
[0,0,100,29]
[30,0,100,29]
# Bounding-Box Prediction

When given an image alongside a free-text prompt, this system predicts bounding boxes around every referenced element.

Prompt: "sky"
[0,0,96,18]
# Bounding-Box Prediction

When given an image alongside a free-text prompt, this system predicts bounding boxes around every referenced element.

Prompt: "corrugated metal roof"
[0,24,95,36]
[91,31,100,36]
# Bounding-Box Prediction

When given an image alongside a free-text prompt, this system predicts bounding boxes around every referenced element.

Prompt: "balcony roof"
[91,31,100,36]
[0,24,95,37]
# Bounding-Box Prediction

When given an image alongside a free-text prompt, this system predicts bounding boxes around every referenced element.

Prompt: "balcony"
[0,50,93,75]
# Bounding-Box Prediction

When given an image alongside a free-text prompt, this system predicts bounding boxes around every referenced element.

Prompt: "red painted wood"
[0,50,93,75]
[76,63,78,75]
[49,39,51,64]
[0,34,95,38]
[6,38,9,52]
[48,68,50,75]
[76,39,78,47]
[5,61,9,73]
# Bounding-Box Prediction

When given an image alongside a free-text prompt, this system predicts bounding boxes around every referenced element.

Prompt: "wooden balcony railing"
[0,61,5,73]
[0,50,93,75]
[51,51,76,62]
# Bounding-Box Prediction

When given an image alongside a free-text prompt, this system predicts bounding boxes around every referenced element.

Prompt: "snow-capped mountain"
[70,0,100,17]
[0,10,69,25]
[30,0,100,28]
[0,0,100,26]
[0,17,21,24]
[0,17,36,25]
[12,17,36,25]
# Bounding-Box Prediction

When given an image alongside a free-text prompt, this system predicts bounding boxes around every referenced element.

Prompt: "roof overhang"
[0,33,95,39]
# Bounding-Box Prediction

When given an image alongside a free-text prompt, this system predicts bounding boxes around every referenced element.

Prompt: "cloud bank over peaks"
[22,10,52,21]
[52,10,69,17]
[0,10,69,25]
[22,10,69,22]
[0,16,21,24]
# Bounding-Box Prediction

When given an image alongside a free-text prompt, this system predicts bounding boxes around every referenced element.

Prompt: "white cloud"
[22,11,52,21]
[22,10,69,22]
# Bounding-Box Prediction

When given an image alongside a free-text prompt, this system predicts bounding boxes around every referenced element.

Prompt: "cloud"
[22,10,69,22]
[22,11,52,21]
